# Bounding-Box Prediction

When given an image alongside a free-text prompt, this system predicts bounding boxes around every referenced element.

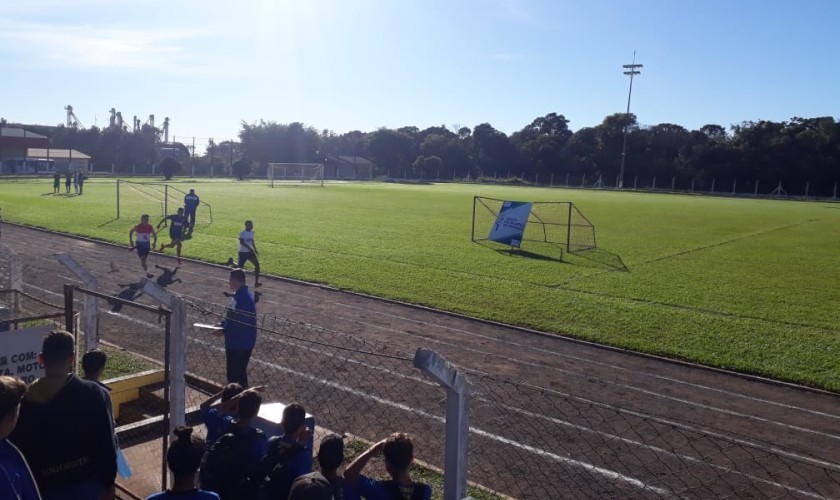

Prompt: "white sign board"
[0,325,50,383]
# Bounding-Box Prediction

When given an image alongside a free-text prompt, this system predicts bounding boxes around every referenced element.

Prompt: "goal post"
[471,196,596,253]
[116,180,213,226]
[267,163,324,187]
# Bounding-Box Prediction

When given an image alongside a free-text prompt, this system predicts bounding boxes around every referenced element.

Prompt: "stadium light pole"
[619,52,642,189]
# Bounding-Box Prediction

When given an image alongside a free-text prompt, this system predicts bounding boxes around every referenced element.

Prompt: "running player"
[157,207,186,266]
[237,220,261,287]
[129,214,157,278]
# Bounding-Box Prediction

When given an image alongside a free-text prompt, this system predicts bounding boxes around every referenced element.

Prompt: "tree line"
[10,112,839,196]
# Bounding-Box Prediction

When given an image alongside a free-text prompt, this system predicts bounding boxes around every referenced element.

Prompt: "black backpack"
[199,426,265,500]
[251,436,306,500]
[383,480,429,500]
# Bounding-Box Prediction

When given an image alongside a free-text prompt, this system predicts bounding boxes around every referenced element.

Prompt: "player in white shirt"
[236,220,261,287]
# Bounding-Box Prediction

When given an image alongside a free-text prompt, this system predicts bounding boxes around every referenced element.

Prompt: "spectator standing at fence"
[64,171,72,194]
[147,426,219,500]
[0,375,41,500]
[52,171,61,194]
[199,383,244,447]
[219,268,257,388]
[130,214,158,278]
[157,207,187,266]
[344,432,432,500]
[10,330,117,500]
[184,189,200,234]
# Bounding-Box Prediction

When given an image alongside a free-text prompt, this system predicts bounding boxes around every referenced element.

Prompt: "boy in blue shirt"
[344,432,432,500]
[157,207,187,266]
[199,383,243,447]
[0,375,40,500]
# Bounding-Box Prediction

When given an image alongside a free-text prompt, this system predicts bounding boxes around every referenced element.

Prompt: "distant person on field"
[77,170,86,195]
[73,170,80,194]
[64,171,72,193]
[10,330,117,500]
[344,432,432,500]
[130,214,157,278]
[184,189,200,234]
[199,383,244,447]
[52,171,61,194]
[219,269,257,387]
[158,207,187,266]
[0,375,41,500]
[147,426,219,500]
[228,220,261,288]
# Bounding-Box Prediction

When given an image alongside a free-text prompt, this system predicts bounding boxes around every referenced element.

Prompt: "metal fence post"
[142,280,187,432]
[54,253,98,351]
[413,349,469,500]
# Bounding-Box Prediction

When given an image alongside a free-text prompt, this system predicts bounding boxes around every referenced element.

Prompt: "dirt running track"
[3,222,839,499]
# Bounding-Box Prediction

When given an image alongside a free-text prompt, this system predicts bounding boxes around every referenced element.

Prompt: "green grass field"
[2,177,838,391]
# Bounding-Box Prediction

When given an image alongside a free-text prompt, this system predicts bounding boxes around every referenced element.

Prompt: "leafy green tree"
[232,159,252,180]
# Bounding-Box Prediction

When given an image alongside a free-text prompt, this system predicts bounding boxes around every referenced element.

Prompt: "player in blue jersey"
[158,207,187,266]
[184,189,200,235]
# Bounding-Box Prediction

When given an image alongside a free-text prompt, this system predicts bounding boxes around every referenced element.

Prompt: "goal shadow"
[572,248,630,272]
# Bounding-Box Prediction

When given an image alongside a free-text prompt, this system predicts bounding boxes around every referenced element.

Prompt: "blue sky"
[1,0,838,145]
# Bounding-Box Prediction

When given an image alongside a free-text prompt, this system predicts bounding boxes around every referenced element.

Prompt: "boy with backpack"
[344,432,432,500]
[247,402,313,500]
[199,389,268,500]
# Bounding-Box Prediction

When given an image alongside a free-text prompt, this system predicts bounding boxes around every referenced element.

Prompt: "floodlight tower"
[618,52,642,189]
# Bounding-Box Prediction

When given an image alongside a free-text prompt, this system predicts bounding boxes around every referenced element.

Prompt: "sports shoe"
[225,257,235,267]
[177,258,182,266]
[158,245,166,252]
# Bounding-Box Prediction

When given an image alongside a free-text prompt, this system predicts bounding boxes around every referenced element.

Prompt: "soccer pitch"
[2,178,838,390]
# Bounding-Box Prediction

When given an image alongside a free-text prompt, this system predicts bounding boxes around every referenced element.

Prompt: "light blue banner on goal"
[488,201,532,247]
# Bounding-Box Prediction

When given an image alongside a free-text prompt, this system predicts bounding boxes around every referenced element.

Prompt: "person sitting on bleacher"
[199,383,244,447]
[147,426,219,500]
[344,432,432,500]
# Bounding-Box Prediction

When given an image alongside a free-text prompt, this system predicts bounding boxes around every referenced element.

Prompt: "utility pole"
[619,51,642,189]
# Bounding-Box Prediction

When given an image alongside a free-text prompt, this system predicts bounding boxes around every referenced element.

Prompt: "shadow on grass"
[473,240,567,264]
[573,248,630,272]
[97,217,120,227]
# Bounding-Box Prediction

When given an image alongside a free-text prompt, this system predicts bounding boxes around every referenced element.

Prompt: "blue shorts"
[136,243,150,257]
[169,231,183,241]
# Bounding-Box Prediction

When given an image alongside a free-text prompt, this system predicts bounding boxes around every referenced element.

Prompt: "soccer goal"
[471,196,596,253]
[116,180,213,226]
[267,163,324,187]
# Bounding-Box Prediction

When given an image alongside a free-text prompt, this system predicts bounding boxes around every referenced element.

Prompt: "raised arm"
[344,438,386,484]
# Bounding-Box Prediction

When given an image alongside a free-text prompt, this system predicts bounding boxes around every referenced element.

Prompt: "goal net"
[116,181,213,227]
[267,163,324,187]
[471,196,596,253]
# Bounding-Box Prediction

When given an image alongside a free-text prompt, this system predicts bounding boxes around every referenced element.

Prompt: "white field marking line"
[265,299,840,440]
[320,299,840,420]
[15,228,838,422]
[470,368,840,473]
[494,400,832,498]
[190,336,672,497]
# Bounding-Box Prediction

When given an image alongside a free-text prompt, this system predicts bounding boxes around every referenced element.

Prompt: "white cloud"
[0,21,205,71]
